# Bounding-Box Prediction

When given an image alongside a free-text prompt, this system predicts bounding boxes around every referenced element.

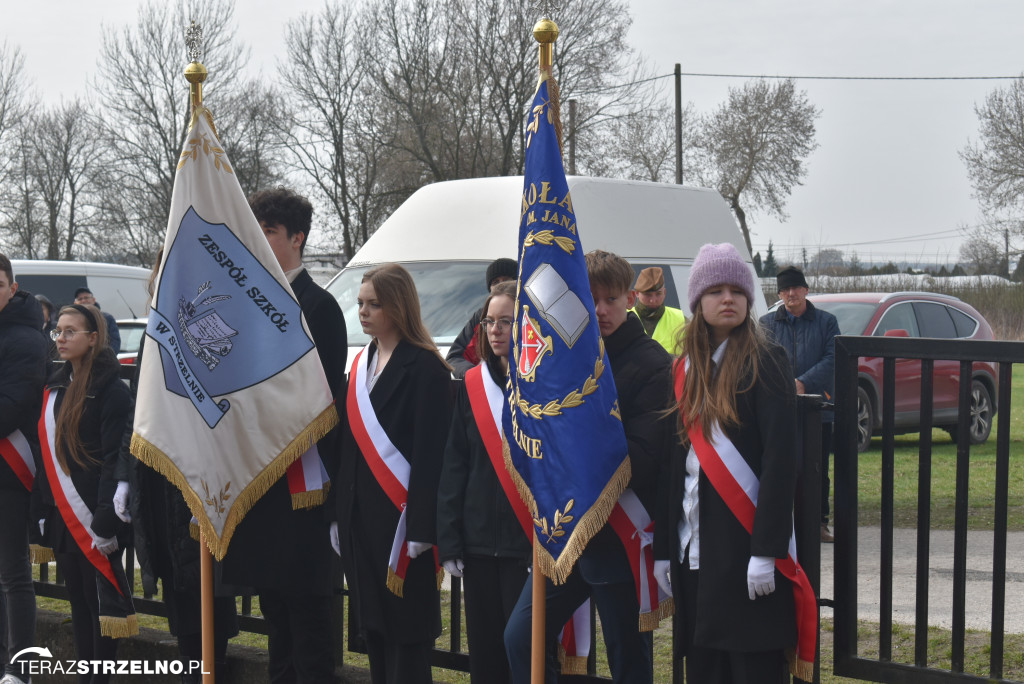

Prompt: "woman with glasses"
[335,263,452,684]
[436,281,526,683]
[35,304,136,683]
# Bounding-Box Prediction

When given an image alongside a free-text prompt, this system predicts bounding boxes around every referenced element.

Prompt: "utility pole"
[674,63,682,184]
[568,98,577,175]
[1005,227,1010,278]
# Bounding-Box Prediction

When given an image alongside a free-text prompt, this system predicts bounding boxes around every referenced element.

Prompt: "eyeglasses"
[50,329,92,341]
[481,317,514,331]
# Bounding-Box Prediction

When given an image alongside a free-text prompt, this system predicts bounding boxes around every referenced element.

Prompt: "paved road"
[819,527,1024,633]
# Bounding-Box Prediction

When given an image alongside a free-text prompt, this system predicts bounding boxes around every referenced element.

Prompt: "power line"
[677,71,1024,82]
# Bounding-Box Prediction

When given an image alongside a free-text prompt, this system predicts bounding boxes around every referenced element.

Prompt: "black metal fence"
[832,335,1022,683]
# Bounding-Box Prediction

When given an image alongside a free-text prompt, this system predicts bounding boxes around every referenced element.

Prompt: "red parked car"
[772,292,998,452]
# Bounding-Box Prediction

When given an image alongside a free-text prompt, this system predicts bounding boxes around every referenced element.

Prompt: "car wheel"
[856,386,873,453]
[947,380,993,445]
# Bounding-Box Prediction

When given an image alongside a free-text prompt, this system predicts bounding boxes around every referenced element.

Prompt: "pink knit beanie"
[687,242,756,312]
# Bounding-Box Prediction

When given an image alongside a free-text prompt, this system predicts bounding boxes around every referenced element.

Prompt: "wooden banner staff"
[531,16,559,684]
[184,21,216,684]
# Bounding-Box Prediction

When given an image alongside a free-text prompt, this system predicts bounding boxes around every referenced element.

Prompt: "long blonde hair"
[674,300,769,439]
[363,264,450,369]
[55,304,108,473]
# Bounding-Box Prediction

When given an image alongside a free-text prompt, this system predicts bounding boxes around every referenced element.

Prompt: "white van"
[325,176,763,357]
[11,260,151,320]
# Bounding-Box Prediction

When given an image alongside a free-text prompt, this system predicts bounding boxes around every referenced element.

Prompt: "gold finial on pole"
[184,20,207,114]
[533,18,559,71]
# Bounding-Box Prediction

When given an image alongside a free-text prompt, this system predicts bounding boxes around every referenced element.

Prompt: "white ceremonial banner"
[131,107,337,558]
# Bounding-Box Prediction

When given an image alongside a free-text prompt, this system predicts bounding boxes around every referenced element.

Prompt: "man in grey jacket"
[759,266,841,542]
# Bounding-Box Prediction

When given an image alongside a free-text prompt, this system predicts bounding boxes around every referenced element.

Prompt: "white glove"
[113,481,131,522]
[443,559,464,578]
[406,541,432,559]
[746,555,776,600]
[92,535,119,555]
[653,560,672,597]
[330,522,341,557]
[39,519,46,536]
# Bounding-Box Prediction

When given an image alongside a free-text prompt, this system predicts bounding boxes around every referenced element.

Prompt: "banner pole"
[201,533,215,683]
[531,535,546,683]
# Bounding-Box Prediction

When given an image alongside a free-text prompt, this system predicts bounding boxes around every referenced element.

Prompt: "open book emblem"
[523,263,590,348]
[179,282,237,371]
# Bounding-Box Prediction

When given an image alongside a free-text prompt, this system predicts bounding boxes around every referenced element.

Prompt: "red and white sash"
[675,359,816,679]
[608,489,674,630]
[347,345,441,597]
[37,389,125,595]
[285,442,330,509]
[0,429,35,491]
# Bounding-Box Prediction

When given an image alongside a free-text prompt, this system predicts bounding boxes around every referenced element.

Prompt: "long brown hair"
[674,299,771,439]
[55,304,108,473]
[362,264,450,369]
[475,281,517,363]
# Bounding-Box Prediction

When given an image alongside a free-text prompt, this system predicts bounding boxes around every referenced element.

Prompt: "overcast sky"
[7,0,1021,265]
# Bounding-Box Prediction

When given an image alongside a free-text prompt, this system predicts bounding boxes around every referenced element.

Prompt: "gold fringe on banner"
[503,439,631,585]
[188,521,200,542]
[100,614,139,639]
[131,403,339,560]
[30,544,54,565]
[787,648,814,681]
[290,482,330,511]
[558,648,588,676]
[435,568,444,591]
[638,597,675,632]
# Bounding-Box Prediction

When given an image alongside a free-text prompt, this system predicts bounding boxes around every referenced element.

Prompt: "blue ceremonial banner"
[502,76,630,583]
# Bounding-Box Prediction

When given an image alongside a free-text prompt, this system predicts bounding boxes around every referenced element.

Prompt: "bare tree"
[809,248,844,276]
[21,100,102,259]
[93,0,253,265]
[959,225,1004,275]
[579,101,698,182]
[695,78,820,255]
[0,42,35,251]
[961,77,1024,223]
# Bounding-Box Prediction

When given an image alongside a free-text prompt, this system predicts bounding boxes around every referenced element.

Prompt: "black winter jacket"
[0,290,48,492]
[436,358,531,564]
[579,312,673,580]
[35,350,133,549]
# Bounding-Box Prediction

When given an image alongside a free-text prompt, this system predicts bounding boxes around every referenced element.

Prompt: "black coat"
[445,307,483,380]
[436,358,531,563]
[0,290,48,492]
[35,350,133,549]
[656,341,799,654]
[336,339,452,643]
[222,268,348,593]
[579,312,674,580]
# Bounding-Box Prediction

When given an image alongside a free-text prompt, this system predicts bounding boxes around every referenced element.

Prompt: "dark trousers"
[55,549,120,684]
[259,590,335,683]
[462,555,528,684]
[821,423,834,524]
[363,630,432,684]
[0,489,35,680]
[504,571,653,684]
[679,566,787,684]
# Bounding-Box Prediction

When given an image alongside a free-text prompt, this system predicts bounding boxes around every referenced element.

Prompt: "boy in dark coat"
[504,250,673,684]
[0,253,48,683]
[222,188,348,683]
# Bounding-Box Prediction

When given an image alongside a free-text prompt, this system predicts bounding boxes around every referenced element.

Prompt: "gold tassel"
[786,648,814,681]
[435,568,445,591]
[290,481,330,510]
[131,403,339,560]
[638,597,675,632]
[557,648,588,676]
[30,544,54,565]
[100,613,139,639]
[188,521,200,542]
[386,567,405,598]
[504,437,632,585]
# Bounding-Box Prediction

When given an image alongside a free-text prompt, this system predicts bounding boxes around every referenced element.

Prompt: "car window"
[913,301,958,338]
[119,324,147,355]
[810,301,877,335]
[873,302,919,337]
[629,263,680,310]
[946,306,978,338]
[327,262,490,348]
